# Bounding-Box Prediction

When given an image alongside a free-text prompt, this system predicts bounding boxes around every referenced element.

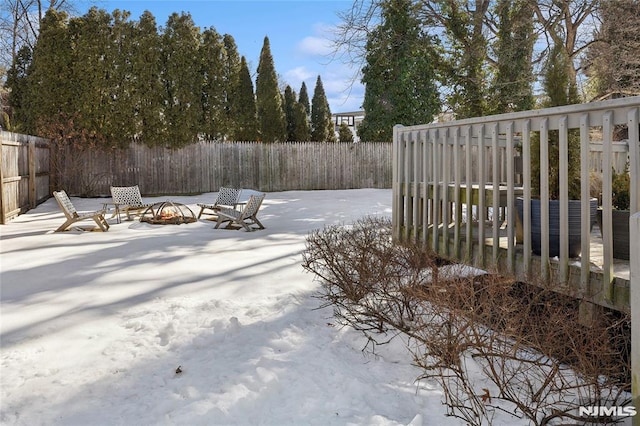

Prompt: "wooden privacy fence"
[0,131,51,224]
[54,141,393,197]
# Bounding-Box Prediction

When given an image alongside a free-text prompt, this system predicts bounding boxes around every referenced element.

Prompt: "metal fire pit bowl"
[140,201,197,225]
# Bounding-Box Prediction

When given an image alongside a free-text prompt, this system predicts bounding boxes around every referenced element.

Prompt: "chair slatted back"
[216,187,241,207]
[111,185,144,207]
[241,194,265,219]
[53,190,78,218]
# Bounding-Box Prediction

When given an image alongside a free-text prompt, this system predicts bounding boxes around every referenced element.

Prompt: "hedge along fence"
[54,141,393,197]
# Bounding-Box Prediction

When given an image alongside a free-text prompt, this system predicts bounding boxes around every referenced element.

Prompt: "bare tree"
[583,0,640,100]
[331,0,601,116]
[0,0,76,77]
[531,0,599,92]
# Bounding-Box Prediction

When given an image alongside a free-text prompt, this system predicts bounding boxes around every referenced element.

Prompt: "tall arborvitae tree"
[488,0,535,114]
[283,85,297,141]
[68,8,138,146]
[231,56,257,141]
[310,75,334,142]
[131,11,165,146]
[161,12,202,147]
[107,10,138,146]
[358,0,440,141]
[292,102,310,142]
[255,36,285,143]
[67,8,113,142]
[292,81,311,141]
[222,34,241,139]
[5,45,32,131]
[24,9,75,135]
[293,81,311,142]
[298,81,310,118]
[200,27,226,140]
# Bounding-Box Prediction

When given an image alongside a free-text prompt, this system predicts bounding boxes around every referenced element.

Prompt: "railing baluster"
[506,122,515,274]
[392,125,402,241]
[580,114,591,296]
[478,124,486,267]
[421,131,429,245]
[629,108,640,214]
[602,111,614,301]
[431,129,440,252]
[404,132,412,241]
[412,130,420,242]
[540,118,550,279]
[492,123,500,265]
[453,127,462,259]
[465,126,473,262]
[523,120,532,277]
[559,116,569,283]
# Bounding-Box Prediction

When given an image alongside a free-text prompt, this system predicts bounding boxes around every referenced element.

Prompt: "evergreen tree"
[200,27,226,140]
[358,0,440,141]
[298,81,310,117]
[255,36,285,143]
[131,11,165,146]
[284,85,297,141]
[222,34,241,139]
[543,44,580,108]
[24,9,74,135]
[70,8,138,146]
[5,45,32,131]
[292,81,311,141]
[107,10,138,146]
[311,75,334,142]
[67,8,113,142]
[338,122,354,143]
[161,12,203,147]
[488,0,535,114]
[231,56,257,141]
[292,102,310,141]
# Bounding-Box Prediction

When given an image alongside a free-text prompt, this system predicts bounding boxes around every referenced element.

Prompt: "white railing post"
[392,125,402,240]
[631,212,640,426]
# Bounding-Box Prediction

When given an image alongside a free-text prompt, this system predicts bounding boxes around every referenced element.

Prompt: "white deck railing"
[392,96,640,301]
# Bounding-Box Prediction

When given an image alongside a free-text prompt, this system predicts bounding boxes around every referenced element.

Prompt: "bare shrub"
[302,216,449,345]
[409,276,631,425]
[303,218,631,426]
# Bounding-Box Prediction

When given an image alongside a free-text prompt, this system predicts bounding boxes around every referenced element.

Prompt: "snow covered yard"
[1,189,469,426]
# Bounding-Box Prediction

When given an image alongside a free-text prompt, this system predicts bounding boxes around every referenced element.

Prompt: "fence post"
[29,139,36,208]
[0,132,5,224]
[632,212,640,426]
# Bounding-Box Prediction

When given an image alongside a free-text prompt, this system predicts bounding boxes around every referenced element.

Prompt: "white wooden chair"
[197,187,241,219]
[214,193,266,231]
[53,190,110,232]
[110,185,151,221]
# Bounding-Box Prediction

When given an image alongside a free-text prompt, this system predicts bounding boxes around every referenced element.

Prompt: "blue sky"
[84,0,363,113]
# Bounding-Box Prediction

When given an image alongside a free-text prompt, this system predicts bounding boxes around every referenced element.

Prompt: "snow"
[1,188,469,426]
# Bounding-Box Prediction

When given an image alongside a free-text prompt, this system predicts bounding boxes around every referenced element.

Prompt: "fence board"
[1,131,51,223]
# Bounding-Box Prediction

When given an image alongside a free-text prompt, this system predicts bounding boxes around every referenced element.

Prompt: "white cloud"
[327,81,365,113]
[284,66,315,87]
[285,22,365,113]
[296,36,333,57]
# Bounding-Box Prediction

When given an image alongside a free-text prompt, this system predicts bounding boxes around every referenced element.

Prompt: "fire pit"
[139,201,197,225]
